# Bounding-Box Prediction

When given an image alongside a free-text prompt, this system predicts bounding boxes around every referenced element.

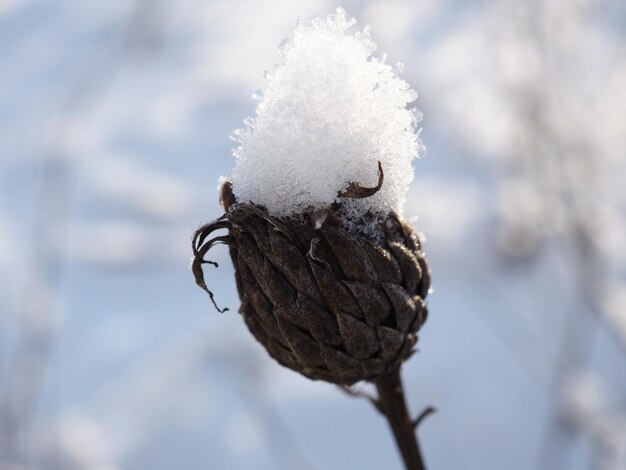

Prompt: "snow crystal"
[229,7,424,228]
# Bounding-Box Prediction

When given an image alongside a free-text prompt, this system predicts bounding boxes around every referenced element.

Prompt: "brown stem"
[375,369,427,470]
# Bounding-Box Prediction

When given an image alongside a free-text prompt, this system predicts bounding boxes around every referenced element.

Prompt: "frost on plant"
[229,7,424,228]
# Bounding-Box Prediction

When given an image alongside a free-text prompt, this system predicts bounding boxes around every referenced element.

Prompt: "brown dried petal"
[377,326,405,359]
[383,283,417,333]
[344,281,391,327]
[388,242,422,295]
[241,266,278,332]
[361,357,386,376]
[322,226,378,285]
[416,255,431,299]
[268,228,320,300]
[298,295,342,346]
[399,333,418,359]
[410,296,428,332]
[274,304,301,327]
[236,231,265,276]
[308,237,344,278]
[259,258,297,307]
[322,346,362,378]
[219,181,237,210]
[360,241,403,285]
[277,320,326,369]
[337,161,384,199]
[308,261,361,316]
[387,213,420,253]
[335,311,379,360]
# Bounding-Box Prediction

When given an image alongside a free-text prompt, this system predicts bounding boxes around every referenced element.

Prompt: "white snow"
[229,7,423,225]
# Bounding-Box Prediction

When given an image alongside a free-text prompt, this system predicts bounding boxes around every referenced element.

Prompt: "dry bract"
[192,183,430,385]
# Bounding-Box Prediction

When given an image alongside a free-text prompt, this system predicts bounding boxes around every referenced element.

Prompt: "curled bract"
[192,184,430,385]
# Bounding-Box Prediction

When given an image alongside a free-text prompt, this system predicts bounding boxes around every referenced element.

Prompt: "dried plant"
[193,178,431,469]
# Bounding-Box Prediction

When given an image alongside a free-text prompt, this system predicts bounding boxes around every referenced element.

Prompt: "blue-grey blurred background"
[1,0,625,469]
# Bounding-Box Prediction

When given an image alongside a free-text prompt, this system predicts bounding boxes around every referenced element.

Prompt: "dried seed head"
[193,183,430,385]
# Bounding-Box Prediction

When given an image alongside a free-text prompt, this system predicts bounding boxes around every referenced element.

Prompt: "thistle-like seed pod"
[194,9,432,468]
[192,181,430,386]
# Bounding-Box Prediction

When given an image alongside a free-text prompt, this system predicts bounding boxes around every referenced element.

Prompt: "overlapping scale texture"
[199,201,430,385]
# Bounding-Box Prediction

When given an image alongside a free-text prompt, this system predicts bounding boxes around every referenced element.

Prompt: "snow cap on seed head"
[230,7,424,231]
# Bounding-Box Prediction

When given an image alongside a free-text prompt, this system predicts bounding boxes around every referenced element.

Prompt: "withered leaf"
[337,161,384,199]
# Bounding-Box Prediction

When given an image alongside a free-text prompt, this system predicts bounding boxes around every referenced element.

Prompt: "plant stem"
[375,369,426,470]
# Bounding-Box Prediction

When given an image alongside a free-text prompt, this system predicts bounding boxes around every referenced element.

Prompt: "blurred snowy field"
[1,0,625,469]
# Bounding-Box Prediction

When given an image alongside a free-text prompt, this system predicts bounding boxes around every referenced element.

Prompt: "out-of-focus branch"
[0,1,167,464]
[490,1,626,469]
